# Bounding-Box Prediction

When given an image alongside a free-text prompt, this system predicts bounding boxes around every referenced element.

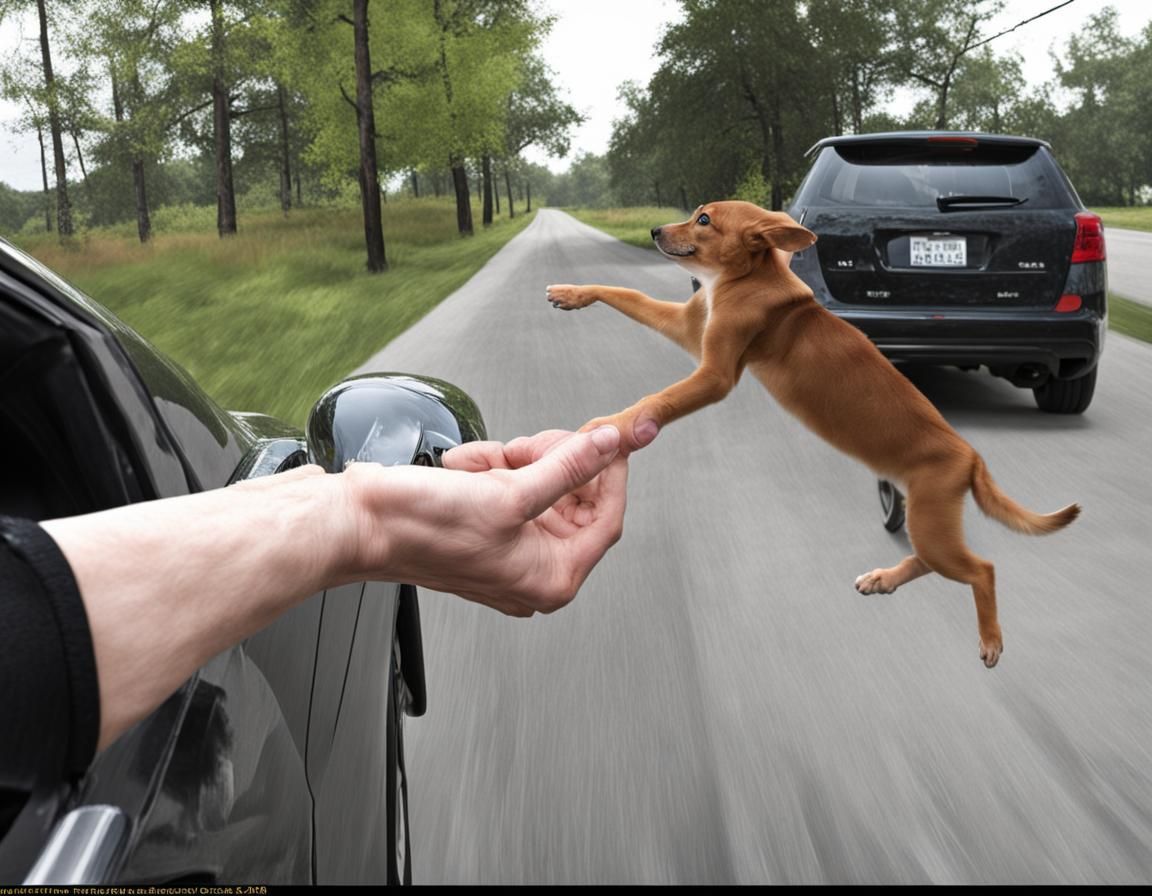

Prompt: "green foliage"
[598,0,1152,210]
[0,181,45,235]
[732,167,770,207]
[546,153,614,208]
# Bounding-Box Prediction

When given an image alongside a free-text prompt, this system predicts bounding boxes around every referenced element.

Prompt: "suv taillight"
[1071,212,1106,263]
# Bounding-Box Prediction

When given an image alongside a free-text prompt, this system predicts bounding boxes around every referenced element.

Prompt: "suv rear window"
[797,142,1072,210]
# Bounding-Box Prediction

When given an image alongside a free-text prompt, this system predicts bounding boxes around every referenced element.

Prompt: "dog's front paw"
[854,569,897,595]
[979,634,1003,669]
[547,284,596,311]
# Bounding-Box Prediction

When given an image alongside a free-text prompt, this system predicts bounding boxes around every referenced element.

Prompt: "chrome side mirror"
[306,373,486,472]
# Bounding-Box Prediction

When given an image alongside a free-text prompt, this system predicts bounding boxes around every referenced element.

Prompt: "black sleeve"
[0,515,100,795]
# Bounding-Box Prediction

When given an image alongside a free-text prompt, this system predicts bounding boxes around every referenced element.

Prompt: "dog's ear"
[744,215,817,253]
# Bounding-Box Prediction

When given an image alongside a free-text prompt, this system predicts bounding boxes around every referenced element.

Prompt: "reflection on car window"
[804,145,1063,209]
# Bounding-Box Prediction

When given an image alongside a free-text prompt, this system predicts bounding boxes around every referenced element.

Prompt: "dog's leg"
[580,312,760,441]
[902,479,1003,668]
[546,284,703,356]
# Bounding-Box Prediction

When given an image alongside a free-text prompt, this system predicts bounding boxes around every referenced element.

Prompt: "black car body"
[787,131,1106,413]
[0,237,485,884]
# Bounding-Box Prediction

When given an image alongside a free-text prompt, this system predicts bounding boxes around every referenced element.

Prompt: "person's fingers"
[441,439,513,472]
[502,429,575,468]
[442,430,575,472]
[512,425,621,520]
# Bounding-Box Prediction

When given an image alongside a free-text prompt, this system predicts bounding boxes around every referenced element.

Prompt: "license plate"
[910,236,966,267]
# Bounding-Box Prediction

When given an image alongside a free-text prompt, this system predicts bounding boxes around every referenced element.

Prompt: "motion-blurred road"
[357,210,1152,885]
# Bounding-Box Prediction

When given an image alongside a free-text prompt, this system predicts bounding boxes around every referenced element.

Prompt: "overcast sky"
[2,0,1150,191]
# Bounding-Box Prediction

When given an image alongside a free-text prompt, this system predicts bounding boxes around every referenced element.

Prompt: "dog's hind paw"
[979,637,1003,669]
[854,570,897,595]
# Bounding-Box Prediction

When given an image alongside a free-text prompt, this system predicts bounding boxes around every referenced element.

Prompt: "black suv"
[787,131,1106,413]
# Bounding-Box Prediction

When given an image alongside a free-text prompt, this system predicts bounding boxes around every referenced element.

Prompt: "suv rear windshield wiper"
[936,195,1029,212]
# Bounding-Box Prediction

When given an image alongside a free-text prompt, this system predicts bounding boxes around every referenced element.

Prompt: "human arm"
[36,424,643,753]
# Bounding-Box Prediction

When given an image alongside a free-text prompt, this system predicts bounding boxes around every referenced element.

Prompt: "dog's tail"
[970,456,1080,535]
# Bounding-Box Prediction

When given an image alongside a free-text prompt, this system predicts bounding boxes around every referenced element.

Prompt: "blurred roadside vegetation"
[1097,207,1152,233]
[14,198,533,427]
[567,206,1152,346]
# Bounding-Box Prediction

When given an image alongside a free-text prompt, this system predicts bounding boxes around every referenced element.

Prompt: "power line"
[964,0,1077,53]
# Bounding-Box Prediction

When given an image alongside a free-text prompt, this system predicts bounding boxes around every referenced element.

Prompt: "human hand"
[340,425,647,616]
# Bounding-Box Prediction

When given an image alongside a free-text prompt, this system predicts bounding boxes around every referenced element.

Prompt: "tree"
[428,0,538,235]
[942,46,1026,133]
[1050,7,1141,205]
[499,52,582,218]
[75,0,186,242]
[889,0,1003,130]
[0,0,79,236]
[351,0,386,270]
[609,0,823,211]
[805,0,898,134]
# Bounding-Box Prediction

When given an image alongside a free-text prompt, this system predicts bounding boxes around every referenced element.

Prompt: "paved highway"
[357,210,1152,885]
[1106,227,1152,306]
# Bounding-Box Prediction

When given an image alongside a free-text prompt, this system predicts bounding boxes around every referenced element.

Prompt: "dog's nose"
[650,227,662,240]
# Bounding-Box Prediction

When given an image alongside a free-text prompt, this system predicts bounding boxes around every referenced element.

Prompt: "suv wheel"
[1033,366,1097,414]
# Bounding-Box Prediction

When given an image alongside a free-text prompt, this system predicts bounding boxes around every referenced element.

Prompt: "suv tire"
[1033,366,1097,414]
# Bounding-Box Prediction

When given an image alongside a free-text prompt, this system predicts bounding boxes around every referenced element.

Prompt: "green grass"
[1108,294,1152,343]
[564,206,687,249]
[14,199,534,427]
[1095,206,1152,233]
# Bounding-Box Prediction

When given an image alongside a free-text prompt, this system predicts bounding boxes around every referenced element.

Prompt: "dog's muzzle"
[651,228,695,257]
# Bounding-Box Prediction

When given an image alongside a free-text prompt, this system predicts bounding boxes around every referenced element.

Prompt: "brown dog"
[546,200,1079,668]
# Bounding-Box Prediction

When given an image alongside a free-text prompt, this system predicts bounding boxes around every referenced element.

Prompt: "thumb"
[513,425,621,519]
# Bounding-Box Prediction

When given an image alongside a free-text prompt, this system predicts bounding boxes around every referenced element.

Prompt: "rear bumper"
[834,308,1105,383]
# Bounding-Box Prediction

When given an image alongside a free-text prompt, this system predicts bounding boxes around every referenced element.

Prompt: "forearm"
[41,467,355,751]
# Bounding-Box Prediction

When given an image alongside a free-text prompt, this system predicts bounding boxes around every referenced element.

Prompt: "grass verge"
[13,199,535,426]
[563,206,687,249]
[1095,207,1152,233]
[1108,294,1152,344]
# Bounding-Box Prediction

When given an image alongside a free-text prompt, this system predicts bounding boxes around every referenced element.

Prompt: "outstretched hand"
[343,425,645,616]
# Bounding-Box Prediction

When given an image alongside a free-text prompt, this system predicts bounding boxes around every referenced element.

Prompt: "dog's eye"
[696,213,711,226]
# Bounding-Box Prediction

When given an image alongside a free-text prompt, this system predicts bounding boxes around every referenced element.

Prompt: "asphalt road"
[356,210,1152,885]
[1107,227,1152,306]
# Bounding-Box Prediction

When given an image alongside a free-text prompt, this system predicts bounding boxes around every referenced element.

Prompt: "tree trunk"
[353,0,387,271]
[71,132,90,196]
[451,163,473,236]
[210,0,238,237]
[111,60,152,243]
[504,166,515,218]
[36,0,72,237]
[36,122,52,232]
[435,0,472,236]
[768,96,785,211]
[481,154,493,226]
[277,83,292,215]
[525,180,531,212]
[132,159,152,244]
[410,170,419,197]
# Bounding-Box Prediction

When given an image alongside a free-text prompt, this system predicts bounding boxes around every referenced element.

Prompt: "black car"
[0,237,486,885]
[787,131,1106,413]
